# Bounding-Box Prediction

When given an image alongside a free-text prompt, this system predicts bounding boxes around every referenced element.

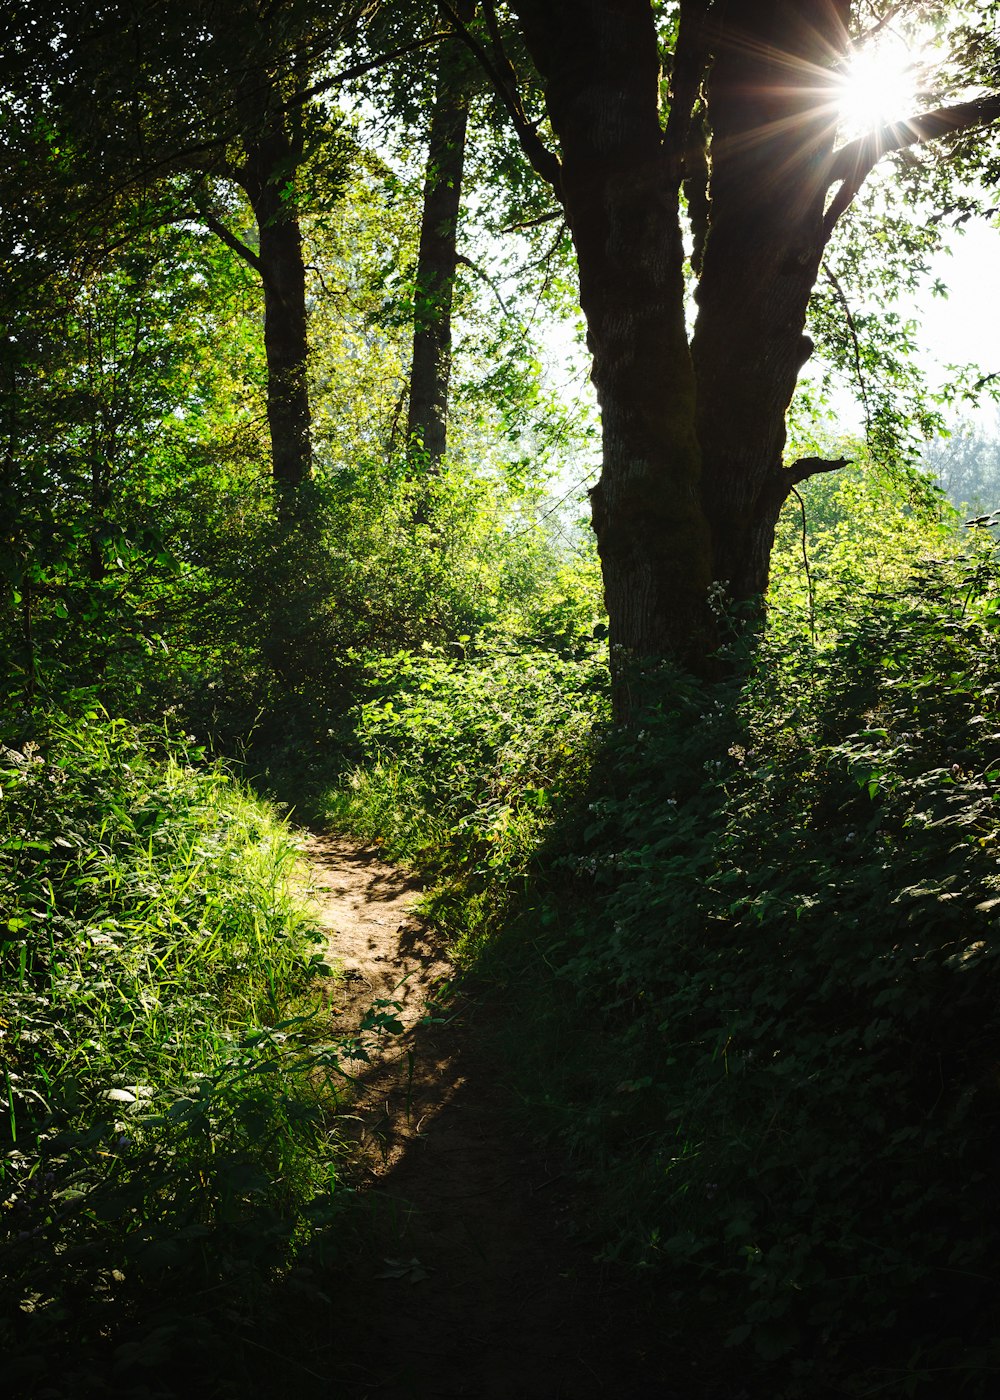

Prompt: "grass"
[0,708,352,1397]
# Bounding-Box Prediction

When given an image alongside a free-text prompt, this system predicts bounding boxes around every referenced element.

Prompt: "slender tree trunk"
[407,15,475,472]
[21,575,36,699]
[241,127,312,488]
[87,412,112,584]
[88,461,108,583]
[0,352,34,696]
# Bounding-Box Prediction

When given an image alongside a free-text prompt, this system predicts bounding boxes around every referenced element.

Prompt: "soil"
[297,834,723,1400]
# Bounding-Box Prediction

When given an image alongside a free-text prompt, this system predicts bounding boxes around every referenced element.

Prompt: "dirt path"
[300,834,706,1400]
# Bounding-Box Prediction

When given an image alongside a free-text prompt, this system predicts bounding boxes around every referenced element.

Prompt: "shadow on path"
[299,836,713,1400]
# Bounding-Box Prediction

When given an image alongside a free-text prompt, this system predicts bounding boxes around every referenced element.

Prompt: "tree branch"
[786,455,851,486]
[437,0,561,187]
[663,0,712,276]
[197,209,262,272]
[850,2,911,50]
[498,208,563,233]
[824,92,1000,236]
[823,262,872,438]
[662,0,710,177]
[455,252,510,314]
[281,33,454,113]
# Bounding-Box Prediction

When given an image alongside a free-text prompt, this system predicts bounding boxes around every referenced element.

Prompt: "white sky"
[921,219,1000,387]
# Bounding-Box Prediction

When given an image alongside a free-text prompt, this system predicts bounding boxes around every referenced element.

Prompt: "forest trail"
[299,834,701,1400]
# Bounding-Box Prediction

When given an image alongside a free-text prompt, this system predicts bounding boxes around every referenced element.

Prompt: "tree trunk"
[690,1,849,600]
[407,17,475,473]
[511,0,715,680]
[241,127,312,489]
[88,451,109,583]
[509,0,852,694]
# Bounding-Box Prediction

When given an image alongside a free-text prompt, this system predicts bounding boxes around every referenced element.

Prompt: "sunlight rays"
[833,33,921,137]
[691,16,934,203]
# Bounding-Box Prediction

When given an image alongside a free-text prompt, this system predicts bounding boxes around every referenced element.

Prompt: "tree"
[170,0,375,488]
[1,1,388,489]
[441,0,1000,700]
[924,412,1000,512]
[407,2,479,470]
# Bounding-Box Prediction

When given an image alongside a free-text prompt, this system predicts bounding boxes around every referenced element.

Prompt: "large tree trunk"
[407,22,474,471]
[509,0,852,693]
[512,0,715,678]
[240,127,312,489]
[690,1,849,600]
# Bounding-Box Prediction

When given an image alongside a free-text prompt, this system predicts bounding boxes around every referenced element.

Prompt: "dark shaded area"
[318,993,702,1400]
[269,837,715,1400]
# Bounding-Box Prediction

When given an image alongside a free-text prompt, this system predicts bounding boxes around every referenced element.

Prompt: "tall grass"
[1,709,345,1397]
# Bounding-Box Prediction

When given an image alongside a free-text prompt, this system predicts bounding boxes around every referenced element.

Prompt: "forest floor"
[295,834,731,1400]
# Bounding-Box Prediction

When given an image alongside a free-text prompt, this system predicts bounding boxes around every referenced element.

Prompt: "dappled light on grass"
[0,714,353,1395]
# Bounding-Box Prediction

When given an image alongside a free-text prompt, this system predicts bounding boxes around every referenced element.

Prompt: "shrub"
[522,546,1000,1395]
[320,642,608,955]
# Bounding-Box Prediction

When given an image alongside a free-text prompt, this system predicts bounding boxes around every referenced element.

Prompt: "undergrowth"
[323,499,1000,1396]
[531,561,1000,1396]
[0,709,348,1398]
[318,643,608,957]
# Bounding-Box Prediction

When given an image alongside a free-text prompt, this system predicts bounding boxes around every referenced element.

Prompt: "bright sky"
[831,10,1000,427]
[922,220,1000,388]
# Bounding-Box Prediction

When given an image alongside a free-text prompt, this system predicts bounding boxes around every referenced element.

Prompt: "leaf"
[113,1324,179,1370]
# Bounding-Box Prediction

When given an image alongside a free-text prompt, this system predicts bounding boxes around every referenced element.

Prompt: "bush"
[320,642,609,955]
[296,462,1000,1395]
[517,545,1000,1396]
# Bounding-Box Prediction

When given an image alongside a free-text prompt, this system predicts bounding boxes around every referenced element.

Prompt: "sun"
[834,36,919,136]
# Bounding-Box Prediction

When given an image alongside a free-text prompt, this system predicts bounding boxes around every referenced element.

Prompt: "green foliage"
[1,85,598,756]
[769,452,962,646]
[12,7,1000,1395]
[321,475,1000,1396]
[493,538,1000,1396]
[320,642,608,955]
[0,709,347,1395]
[0,208,267,709]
